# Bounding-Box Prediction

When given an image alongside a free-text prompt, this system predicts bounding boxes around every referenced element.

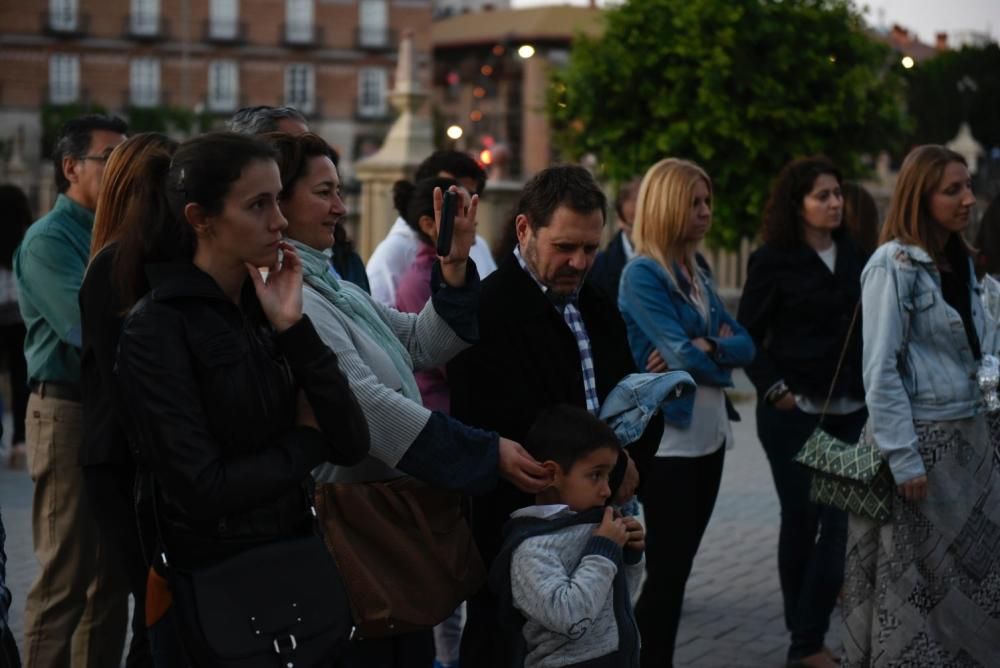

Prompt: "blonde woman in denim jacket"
[618,158,755,667]
[842,145,1000,667]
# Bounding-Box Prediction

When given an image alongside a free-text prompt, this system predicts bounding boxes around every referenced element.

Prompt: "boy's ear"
[540,460,561,488]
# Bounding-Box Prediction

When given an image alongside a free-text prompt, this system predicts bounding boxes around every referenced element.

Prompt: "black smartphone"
[437,189,457,257]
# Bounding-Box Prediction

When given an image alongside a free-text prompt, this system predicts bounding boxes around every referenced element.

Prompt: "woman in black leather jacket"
[112,133,369,658]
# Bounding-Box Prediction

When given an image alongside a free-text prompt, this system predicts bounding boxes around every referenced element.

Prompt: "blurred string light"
[480,149,493,165]
[446,125,463,140]
[901,55,915,69]
[481,65,494,76]
[518,44,535,59]
[470,110,483,122]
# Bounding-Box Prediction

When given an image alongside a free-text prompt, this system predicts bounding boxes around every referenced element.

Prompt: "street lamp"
[518,44,535,59]
[901,55,915,69]
[446,125,463,140]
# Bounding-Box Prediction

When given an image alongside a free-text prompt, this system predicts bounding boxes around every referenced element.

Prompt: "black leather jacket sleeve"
[737,251,784,395]
[116,308,368,520]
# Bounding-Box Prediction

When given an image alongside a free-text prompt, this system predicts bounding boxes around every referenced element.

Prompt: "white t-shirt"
[367,217,498,306]
[816,244,837,273]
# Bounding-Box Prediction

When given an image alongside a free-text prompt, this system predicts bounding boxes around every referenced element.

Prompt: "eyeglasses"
[78,154,110,164]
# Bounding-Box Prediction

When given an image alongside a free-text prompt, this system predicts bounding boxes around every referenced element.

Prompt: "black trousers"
[83,462,153,668]
[635,446,725,668]
[756,402,867,660]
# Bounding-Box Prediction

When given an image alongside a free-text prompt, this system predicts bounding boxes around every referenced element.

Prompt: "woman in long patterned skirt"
[843,144,1000,666]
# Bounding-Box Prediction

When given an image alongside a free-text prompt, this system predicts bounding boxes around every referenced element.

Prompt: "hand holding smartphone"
[437,189,457,257]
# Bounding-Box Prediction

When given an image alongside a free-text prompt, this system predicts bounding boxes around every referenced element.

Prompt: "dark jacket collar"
[491,254,606,324]
[146,261,242,303]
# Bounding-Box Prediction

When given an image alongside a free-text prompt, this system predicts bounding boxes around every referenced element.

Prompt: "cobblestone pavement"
[0,390,843,667]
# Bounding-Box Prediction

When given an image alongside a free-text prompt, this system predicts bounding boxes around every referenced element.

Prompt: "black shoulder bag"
[148,478,353,667]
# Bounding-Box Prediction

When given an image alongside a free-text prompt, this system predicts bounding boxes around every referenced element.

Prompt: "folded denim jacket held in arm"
[861,240,995,484]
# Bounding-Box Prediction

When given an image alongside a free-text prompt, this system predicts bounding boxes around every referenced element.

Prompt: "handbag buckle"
[273,633,297,655]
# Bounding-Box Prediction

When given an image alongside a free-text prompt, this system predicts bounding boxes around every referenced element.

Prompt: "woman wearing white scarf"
[263,132,547,497]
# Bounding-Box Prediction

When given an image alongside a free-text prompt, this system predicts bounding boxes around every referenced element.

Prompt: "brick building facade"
[0,0,433,211]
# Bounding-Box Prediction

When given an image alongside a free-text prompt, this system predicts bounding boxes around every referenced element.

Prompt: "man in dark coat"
[449,165,652,667]
[587,176,641,306]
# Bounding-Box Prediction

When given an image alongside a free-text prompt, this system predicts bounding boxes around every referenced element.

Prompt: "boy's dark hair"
[524,404,620,473]
[415,150,487,196]
[516,165,607,231]
[52,114,128,193]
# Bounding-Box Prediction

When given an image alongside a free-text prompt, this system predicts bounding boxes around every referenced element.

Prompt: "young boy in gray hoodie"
[490,405,645,668]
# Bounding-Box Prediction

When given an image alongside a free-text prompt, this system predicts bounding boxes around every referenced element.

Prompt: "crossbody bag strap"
[819,301,861,424]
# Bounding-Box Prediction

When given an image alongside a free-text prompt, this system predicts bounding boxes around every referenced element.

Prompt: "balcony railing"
[122,88,167,109]
[124,14,169,41]
[206,91,242,113]
[355,26,395,51]
[281,22,323,47]
[203,18,247,44]
[41,11,90,37]
[44,85,88,106]
[280,95,322,117]
[354,105,392,122]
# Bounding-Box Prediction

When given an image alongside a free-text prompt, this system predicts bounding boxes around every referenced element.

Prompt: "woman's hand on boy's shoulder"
[498,438,550,493]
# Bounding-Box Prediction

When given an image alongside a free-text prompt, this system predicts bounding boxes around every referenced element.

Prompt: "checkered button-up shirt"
[514,248,600,415]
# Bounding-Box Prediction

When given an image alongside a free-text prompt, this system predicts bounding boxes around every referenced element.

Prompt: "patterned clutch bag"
[794,426,893,523]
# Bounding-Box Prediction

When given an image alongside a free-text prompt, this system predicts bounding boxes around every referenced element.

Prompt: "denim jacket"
[861,240,992,484]
[598,371,697,444]
[618,256,756,387]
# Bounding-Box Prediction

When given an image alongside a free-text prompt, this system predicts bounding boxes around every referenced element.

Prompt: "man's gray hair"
[227,106,308,135]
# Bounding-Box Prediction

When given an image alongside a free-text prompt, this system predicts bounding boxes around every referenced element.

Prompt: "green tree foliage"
[903,43,1000,149]
[123,105,216,135]
[548,0,908,246]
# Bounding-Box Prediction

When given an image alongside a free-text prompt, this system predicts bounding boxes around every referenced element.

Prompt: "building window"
[131,0,160,35]
[285,64,315,114]
[209,0,238,39]
[285,0,314,44]
[359,0,388,48]
[208,60,239,112]
[130,57,160,107]
[49,54,80,104]
[49,0,78,31]
[357,67,387,118]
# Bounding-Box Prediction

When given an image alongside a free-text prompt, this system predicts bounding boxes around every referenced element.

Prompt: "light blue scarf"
[287,239,421,401]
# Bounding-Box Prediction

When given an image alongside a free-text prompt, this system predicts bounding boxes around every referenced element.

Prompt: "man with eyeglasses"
[14,114,128,667]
